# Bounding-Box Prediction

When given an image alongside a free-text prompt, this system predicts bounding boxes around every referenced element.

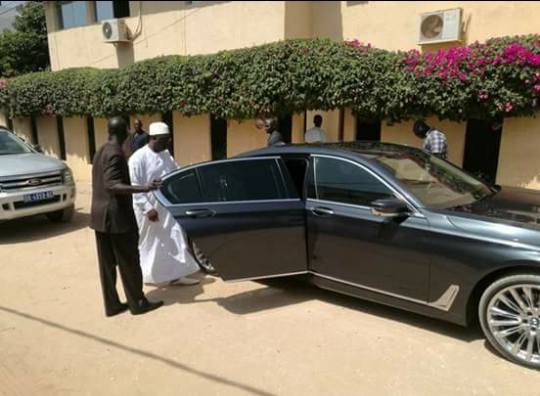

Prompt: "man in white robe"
[128,122,200,286]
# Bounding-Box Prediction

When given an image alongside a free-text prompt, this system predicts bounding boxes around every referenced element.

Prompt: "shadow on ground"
[0,304,276,396]
[146,275,483,344]
[0,209,90,245]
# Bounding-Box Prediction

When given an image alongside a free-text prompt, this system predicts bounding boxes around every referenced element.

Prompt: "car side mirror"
[370,197,410,218]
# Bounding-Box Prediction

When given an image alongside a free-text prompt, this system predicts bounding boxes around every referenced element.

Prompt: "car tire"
[479,274,540,369]
[191,242,216,274]
[46,205,74,223]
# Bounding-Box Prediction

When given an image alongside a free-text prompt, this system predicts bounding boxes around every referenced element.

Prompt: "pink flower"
[535,84,540,92]
[504,102,514,113]
[0,79,6,89]
[478,92,489,101]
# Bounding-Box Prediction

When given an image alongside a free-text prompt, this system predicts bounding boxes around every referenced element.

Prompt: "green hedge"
[1,36,539,122]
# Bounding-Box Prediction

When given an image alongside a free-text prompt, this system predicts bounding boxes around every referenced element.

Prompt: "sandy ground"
[1,184,539,396]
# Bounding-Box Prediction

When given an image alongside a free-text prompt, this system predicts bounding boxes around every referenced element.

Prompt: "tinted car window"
[162,169,203,204]
[198,159,287,202]
[310,157,393,206]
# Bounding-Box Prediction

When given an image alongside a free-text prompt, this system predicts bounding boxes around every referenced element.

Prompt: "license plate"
[23,191,54,203]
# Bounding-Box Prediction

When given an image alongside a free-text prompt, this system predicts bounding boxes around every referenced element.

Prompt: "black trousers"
[95,231,145,315]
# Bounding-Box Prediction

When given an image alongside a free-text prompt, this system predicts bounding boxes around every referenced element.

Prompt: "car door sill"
[224,270,460,312]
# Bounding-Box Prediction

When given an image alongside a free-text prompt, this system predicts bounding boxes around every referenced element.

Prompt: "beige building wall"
[227,119,267,158]
[12,117,33,143]
[291,113,306,144]
[94,117,109,149]
[343,110,356,142]
[173,113,211,166]
[45,1,295,71]
[0,112,7,127]
[63,117,91,181]
[337,1,540,51]
[36,116,60,159]
[497,118,540,190]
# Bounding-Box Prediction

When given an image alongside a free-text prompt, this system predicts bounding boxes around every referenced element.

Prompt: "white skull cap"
[149,122,170,136]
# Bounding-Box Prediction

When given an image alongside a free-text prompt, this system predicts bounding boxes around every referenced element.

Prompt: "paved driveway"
[1,185,538,396]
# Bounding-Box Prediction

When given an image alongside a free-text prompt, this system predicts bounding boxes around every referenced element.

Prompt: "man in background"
[264,117,285,147]
[305,114,327,143]
[125,119,149,158]
[413,120,448,160]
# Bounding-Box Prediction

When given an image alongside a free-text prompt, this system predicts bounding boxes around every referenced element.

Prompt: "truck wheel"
[46,205,74,223]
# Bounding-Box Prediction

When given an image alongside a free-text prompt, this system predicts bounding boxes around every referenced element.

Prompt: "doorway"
[462,119,503,185]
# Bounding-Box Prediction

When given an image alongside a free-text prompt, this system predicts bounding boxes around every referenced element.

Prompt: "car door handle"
[185,208,215,218]
[311,207,334,216]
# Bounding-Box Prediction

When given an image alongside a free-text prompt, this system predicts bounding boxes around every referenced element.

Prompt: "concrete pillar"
[172,112,211,166]
[497,117,540,190]
[63,116,92,182]
[12,117,33,143]
[291,112,306,144]
[94,117,109,149]
[36,116,60,159]
[343,109,356,142]
[227,119,267,158]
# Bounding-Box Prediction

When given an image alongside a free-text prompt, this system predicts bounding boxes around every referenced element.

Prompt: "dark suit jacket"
[90,142,138,234]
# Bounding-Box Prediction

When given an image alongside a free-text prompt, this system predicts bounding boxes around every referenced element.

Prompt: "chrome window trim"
[309,154,424,217]
[166,198,302,208]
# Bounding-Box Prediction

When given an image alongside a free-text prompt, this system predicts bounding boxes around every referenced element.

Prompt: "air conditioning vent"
[101,19,129,43]
[418,8,462,45]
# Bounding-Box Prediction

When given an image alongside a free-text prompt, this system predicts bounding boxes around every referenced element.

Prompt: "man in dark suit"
[91,116,163,317]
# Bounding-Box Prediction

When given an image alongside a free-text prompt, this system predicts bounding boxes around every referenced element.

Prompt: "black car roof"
[237,141,424,160]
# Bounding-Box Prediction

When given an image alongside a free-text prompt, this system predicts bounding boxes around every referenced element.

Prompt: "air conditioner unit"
[101,19,129,43]
[418,8,462,45]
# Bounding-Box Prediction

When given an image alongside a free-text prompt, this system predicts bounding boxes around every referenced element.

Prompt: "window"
[162,170,203,204]
[0,131,32,155]
[198,159,287,202]
[58,1,88,29]
[94,1,130,22]
[310,156,393,206]
[375,152,493,209]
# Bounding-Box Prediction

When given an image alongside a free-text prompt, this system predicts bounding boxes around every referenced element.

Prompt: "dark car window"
[0,131,32,155]
[374,152,493,209]
[309,156,393,206]
[162,169,204,204]
[198,159,288,202]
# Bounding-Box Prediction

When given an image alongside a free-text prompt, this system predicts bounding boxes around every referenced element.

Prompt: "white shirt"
[305,127,327,143]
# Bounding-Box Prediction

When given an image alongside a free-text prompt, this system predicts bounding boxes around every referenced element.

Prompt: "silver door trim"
[225,271,309,283]
[310,272,459,312]
[225,270,459,312]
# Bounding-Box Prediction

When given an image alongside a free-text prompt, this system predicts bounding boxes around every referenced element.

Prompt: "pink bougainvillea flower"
[0,79,6,89]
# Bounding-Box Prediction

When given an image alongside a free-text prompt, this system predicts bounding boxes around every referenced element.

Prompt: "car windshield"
[373,151,494,209]
[0,131,32,155]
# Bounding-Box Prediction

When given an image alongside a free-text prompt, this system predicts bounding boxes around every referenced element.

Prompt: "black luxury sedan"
[155,142,540,369]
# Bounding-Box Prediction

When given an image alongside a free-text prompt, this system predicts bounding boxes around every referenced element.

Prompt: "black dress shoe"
[130,299,163,315]
[106,303,129,317]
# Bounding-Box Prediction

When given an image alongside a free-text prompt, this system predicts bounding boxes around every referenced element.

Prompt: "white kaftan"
[128,145,199,284]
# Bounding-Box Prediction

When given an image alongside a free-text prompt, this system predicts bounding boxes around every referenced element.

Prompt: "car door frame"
[304,153,445,305]
[155,156,309,281]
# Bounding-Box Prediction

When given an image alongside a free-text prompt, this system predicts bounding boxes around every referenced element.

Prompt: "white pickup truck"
[0,128,76,223]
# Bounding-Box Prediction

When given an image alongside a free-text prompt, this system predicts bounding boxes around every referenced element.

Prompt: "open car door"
[155,157,308,281]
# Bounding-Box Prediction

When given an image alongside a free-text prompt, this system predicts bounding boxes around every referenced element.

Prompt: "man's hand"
[146,209,159,222]
[142,179,162,192]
